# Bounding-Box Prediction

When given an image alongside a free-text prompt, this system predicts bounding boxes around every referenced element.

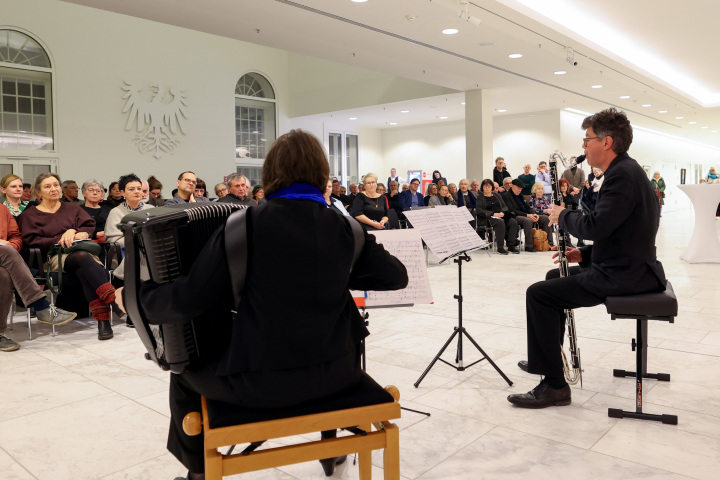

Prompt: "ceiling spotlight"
[641,104,651,107]
[497,109,507,113]
[508,53,523,59]
[439,116,449,119]
[461,102,466,105]
[675,116,684,119]
[591,85,602,89]
[349,117,358,120]
[701,126,709,129]
[658,110,668,113]
[689,121,697,124]
[351,0,369,3]
[400,110,410,113]
[619,95,630,99]
[712,130,718,133]
[554,70,567,75]
[442,28,459,35]
[389,122,398,125]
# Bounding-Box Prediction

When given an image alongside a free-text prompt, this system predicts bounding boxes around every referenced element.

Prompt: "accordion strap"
[224,207,249,309]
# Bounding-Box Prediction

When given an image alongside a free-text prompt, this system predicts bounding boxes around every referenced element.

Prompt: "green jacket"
[651,177,665,205]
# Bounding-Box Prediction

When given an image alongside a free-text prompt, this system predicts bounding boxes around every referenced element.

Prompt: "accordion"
[119,203,245,373]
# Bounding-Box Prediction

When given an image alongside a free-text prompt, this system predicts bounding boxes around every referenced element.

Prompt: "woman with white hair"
[351,172,389,230]
[79,179,113,240]
[651,171,666,216]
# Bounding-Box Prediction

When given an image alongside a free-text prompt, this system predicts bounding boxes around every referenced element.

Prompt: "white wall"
[3,0,290,196]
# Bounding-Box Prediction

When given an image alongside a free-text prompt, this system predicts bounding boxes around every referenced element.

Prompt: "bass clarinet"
[548,151,584,386]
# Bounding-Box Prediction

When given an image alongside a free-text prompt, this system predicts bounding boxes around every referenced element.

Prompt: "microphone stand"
[414,251,513,388]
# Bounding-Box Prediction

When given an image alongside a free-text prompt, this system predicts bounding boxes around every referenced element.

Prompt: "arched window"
[0,30,54,151]
[235,73,276,185]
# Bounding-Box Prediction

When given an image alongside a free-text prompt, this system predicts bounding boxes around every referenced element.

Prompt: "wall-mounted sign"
[121,81,188,159]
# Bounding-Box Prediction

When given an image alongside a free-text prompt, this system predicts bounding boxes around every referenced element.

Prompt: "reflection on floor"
[1,210,719,480]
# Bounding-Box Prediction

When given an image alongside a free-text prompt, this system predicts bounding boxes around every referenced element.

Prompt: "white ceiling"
[62,0,720,149]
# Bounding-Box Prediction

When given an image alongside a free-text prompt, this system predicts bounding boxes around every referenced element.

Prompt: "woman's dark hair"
[558,178,570,191]
[195,178,207,196]
[252,184,263,197]
[147,175,162,191]
[119,173,142,192]
[108,181,119,197]
[582,107,633,154]
[32,172,61,195]
[480,179,494,190]
[262,129,329,196]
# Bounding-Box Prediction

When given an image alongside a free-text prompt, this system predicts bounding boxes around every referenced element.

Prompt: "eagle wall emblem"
[121,81,189,159]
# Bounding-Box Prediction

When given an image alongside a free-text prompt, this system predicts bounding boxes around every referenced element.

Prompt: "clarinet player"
[507,108,667,408]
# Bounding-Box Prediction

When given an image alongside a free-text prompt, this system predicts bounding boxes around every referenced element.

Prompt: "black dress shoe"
[98,320,114,340]
[508,246,520,254]
[496,247,509,255]
[517,360,529,372]
[507,380,571,408]
[319,455,347,476]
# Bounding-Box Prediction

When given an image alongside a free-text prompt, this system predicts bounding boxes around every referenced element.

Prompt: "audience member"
[1,174,30,218]
[252,185,267,205]
[431,170,447,185]
[476,178,519,254]
[352,173,389,231]
[501,178,551,252]
[323,179,349,216]
[448,183,458,202]
[79,180,113,240]
[165,172,212,206]
[530,182,552,215]
[401,183,409,191]
[194,179,208,199]
[105,173,155,281]
[147,176,166,207]
[580,167,604,214]
[561,159,585,194]
[61,179,82,204]
[1,204,77,352]
[21,183,34,202]
[558,178,580,247]
[20,173,116,340]
[429,185,456,206]
[456,179,476,215]
[535,161,552,200]
[214,183,228,200]
[105,181,124,207]
[436,178,446,189]
[424,183,438,206]
[470,179,480,199]
[330,179,349,207]
[399,178,424,212]
[651,171,665,216]
[339,185,347,196]
[217,173,252,206]
[348,183,359,200]
[386,180,401,215]
[706,167,719,184]
[518,164,535,200]
[493,157,511,186]
[387,167,400,186]
[141,180,150,201]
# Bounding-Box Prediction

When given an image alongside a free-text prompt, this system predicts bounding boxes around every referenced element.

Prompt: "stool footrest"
[608,408,678,425]
[613,369,670,381]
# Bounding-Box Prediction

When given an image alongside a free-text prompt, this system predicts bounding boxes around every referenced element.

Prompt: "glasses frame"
[583,136,604,146]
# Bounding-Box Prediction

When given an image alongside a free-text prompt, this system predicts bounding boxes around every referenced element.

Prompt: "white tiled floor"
[2,210,719,480]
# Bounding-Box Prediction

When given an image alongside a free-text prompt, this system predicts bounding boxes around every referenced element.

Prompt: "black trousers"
[486,216,518,248]
[525,266,604,378]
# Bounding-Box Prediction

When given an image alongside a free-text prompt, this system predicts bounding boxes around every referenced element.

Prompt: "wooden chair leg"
[358,422,373,479]
[383,422,400,480]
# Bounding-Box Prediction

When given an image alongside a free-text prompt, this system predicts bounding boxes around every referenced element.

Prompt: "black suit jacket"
[500,190,537,217]
[559,152,666,297]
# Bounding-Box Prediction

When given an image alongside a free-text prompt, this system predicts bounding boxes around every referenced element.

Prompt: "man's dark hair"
[177,171,195,181]
[582,107,633,154]
[262,129,329,195]
[410,178,420,185]
[119,173,142,191]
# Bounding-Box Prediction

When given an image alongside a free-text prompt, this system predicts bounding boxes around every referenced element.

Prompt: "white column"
[464,89,494,182]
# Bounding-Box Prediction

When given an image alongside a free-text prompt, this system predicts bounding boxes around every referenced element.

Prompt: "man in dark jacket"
[493,157,511,186]
[508,108,667,409]
[500,178,551,252]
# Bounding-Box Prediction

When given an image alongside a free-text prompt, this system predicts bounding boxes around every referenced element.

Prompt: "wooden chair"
[182,372,401,479]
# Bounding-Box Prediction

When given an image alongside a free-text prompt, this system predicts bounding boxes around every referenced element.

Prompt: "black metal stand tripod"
[414,252,513,388]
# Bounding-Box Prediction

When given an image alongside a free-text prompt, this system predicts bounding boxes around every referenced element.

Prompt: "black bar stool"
[604,281,678,425]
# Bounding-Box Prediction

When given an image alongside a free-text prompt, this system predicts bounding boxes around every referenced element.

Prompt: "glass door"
[327,131,358,187]
[0,156,56,199]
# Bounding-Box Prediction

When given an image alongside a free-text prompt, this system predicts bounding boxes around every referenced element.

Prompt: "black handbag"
[46,240,103,295]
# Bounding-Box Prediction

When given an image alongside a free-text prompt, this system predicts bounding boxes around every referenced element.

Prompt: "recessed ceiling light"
[439,116,449,119]
[619,95,630,99]
[389,122,398,125]
[701,126,709,129]
[658,110,667,114]
[675,116,684,119]
[688,121,697,124]
[497,109,507,113]
[400,110,410,113]
[712,130,718,133]
[351,0,368,3]
[442,28,459,35]
[460,102,466,105]
[508,53,523,59]
[641,104,651,107]
[554,70,567,75]
[591,85,602,89]
[349,117,358,120]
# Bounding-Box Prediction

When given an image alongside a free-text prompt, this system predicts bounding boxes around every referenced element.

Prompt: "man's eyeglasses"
[583,136,604,146]
[181,178,197,185]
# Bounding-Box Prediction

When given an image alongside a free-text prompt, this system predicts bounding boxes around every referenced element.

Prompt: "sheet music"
[402,206,488,262]
[351,229,433,306]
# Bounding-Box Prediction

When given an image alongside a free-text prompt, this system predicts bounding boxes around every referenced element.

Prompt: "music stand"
[414,251,513,387]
